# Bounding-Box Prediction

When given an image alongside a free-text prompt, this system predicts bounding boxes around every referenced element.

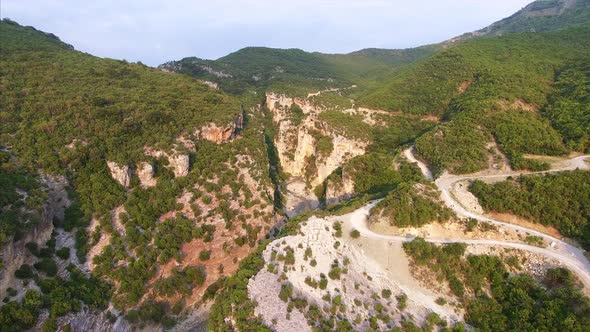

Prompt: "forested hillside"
[159,46,437,96]
[359,25,590,174]
[475,0,590,36]
[544,59,590,152]
[469,170,590,250]
[1,0,590,330]
[404,239,590,331]
[0,18,279,328]
[161,6,590,175]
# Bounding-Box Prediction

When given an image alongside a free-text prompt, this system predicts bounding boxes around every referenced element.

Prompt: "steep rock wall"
[0,175,69,299]
[325,168,355,205]
[107,162,131,188]
[137,162,157,188]
[199,112,244,144]
[267,93,367,185]
[144,148,190,178]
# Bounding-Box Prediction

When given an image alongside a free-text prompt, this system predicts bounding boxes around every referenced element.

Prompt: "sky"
[2,0,533,66]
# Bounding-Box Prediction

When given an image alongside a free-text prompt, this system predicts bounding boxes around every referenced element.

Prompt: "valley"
[1,0,590,331]
[241,148,590,331]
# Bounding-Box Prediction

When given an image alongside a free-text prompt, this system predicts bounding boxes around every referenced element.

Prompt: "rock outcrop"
[107,161,131,188]
[137,162,157,188]
[200,112,244,144]
[169,154,190,177]
[0,175,69,299]
[266,92,367,187]
[144,149,190,178]
[266,92,368,216]
[325,169,355,205]
[315,135,365,186]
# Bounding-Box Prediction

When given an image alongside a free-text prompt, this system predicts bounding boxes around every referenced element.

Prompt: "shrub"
[319,277,328,290]
[381,289,392,299]
[396,293,408,311]
[199,250,211,261]
[278,283,293,302]
[56,247,70,260]
[15,264,35,279]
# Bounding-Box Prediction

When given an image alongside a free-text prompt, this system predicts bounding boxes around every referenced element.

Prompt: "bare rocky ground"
[370,217,524,244]
[248,213,461,332]
[284,178,320,218]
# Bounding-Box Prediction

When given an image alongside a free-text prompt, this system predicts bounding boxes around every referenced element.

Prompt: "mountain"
[475,0,590,35]
[159,46,426,96]
[161,0,590,99]
[1,1,590,331]
[360,25,589,174]
[0,18,280,330]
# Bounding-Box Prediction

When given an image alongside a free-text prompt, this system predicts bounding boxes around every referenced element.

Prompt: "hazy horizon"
[2,0,532,66]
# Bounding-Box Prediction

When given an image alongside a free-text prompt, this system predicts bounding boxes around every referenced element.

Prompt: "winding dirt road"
[350,149,590,290]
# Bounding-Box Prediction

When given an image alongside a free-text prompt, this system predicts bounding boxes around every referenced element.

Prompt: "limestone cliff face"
[325,167,355,205]
[169,154,190,177]
[144,149,190,178]
[199,112,244,144]
[110,115,245,188]
[266,92,367,187]
[107,161,131,188]
[0,175,68,299]
[315,134,365,187]
[266,92,367,215]
[137,162,157,188]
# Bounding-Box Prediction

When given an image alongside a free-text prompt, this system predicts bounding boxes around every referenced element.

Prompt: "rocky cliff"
[199,112,244,144]
[107,162,132,188]
[0,174,69,300]
[266,92,367,215]
[137,162,157,188]
[325,167,355,205]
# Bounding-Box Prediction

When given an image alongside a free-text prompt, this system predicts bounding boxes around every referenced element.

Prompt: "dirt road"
[352,149,590,290]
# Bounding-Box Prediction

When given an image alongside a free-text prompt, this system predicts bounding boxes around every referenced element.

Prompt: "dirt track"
[353,149,590,291]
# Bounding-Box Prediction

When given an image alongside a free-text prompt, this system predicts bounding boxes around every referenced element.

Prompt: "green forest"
[543,59,590,152]
[370,183,453,228]
[364,25,590,174]
[0,19,243,170]
[0,151,44,250]
[0,18,276,326]
[469,170,590,250]
[404,238,590,331]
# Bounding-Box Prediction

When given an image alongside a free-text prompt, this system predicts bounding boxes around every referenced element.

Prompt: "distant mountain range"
[159,0,590,96]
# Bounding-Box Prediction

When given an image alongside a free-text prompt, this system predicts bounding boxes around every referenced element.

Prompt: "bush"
[350,229,360,239]
[56,247,70,260]
[15,264,35,279]
[42,317,58,332]
[381,289,392,299]
[25,242,39,256]
[199,250,211,261]
[396,293,408,311]
[319,277,328,290]
[278,283,293,302]
[34,258,58,277]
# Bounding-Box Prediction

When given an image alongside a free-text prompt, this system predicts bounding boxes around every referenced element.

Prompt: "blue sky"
[2,0,532,66]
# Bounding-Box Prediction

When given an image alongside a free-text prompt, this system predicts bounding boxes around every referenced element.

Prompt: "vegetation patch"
[469,170,590,250]
[370,183,453,228]
[404,238,590,331]
[318,111,372,141]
